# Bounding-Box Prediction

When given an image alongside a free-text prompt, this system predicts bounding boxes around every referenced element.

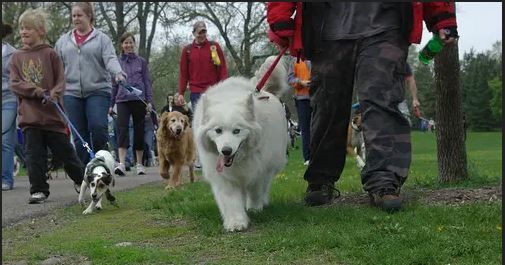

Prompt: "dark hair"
[119,32,136,53]
[1,22,13,39]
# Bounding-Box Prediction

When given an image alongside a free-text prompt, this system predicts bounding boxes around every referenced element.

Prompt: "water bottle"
[419,33,444,64]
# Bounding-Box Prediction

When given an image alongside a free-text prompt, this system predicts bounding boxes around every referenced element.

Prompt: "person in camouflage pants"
[267,2,458,211]
[306,29,411,200]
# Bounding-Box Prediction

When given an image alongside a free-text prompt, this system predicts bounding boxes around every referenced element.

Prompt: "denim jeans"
[2,101,17,188]
[190,93,202,112]
[64,92,111,165]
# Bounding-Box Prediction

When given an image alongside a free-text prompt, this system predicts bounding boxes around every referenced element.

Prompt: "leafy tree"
[434,41,468,183]
[488,77,502,122]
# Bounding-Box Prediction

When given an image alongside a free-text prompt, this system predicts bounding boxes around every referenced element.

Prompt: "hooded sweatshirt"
[55,28,125,98]
[9,44,68,134]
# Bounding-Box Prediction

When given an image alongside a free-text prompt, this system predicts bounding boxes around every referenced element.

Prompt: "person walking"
[10,8,84,203]
[176,21,228,109]
[2,22,17,191]
[267,2,458,211]
[287,55,312,166]
[109,32,154,176]
[55,2,126,166]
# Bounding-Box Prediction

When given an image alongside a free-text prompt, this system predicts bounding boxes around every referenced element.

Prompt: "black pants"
[116,101,146,151]
[24,128,84,197]
[304,30,411,193]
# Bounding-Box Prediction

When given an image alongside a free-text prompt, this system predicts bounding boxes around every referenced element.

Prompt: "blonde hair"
[18,8,50,35]
[72,2,95,25]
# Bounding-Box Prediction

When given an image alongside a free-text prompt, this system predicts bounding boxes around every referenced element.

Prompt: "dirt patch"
[335,185,502,206]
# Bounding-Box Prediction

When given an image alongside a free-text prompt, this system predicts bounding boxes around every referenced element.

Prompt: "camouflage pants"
[304,30,411,193]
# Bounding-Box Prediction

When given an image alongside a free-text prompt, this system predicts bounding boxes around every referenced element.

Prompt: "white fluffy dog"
[193,56,289,232]
[78,150,117,214]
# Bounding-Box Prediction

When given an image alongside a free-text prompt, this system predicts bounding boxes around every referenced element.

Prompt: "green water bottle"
[419,33,444,64]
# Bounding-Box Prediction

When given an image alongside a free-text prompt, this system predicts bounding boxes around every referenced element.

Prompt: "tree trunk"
[434,41,468,182]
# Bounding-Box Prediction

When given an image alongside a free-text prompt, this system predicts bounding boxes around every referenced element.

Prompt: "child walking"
[9,8,84,204]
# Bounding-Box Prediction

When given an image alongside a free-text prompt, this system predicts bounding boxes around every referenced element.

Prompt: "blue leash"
[43,96,95,159]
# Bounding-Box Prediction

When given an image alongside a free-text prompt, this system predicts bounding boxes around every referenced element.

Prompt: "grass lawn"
[2,131,502,265]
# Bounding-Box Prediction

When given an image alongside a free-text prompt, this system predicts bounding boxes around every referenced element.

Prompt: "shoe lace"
[321,183,341,199]
[377,187,399,197]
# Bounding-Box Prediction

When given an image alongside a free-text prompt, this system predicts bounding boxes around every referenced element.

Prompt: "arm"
[423,2,458,44]
[287,58,299,87]
[405,75,420,109]
[215,43,228,81]
[9,56,45,99]
[100,33,126,82]
[50,50,65,101]
[178,46,188,96]
[142,57,154,105]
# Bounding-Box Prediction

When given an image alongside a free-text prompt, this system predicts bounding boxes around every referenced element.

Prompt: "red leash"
[255,46,289,92]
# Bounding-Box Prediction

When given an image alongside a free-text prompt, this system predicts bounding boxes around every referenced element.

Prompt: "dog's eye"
[215,128,222,134]
[90,183,95,187]
[232,129,240,134]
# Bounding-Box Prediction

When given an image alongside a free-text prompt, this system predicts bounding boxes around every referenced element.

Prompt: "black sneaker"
[304,183,340,206]
[28,192,47,204]
[368,188,402,212]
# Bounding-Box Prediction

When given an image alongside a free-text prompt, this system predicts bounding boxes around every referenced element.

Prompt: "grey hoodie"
[2,42,17,103]
[55,28,125,98]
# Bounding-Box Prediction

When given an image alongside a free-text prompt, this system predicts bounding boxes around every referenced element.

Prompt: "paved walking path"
[2,167,163,227]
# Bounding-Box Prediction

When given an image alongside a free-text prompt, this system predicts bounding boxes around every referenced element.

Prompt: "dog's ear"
[244,93,255,122]
[183,115,190,129]
[87,174,94,184]
[101,172,112,185]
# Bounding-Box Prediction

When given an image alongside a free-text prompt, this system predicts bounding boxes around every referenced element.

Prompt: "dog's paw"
[224,216,249,232]
[94,205,102,211]
[82,208,93,215]
[356,157,365,169]
[160,172,170,179]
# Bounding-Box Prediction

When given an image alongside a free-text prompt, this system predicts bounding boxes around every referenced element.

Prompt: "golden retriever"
[156,111,196,189]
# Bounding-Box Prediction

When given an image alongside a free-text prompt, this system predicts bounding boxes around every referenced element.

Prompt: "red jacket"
[267,2,457,57]
[178,39,228,95]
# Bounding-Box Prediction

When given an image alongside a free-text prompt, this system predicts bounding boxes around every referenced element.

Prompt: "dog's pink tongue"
[216,156,225,173]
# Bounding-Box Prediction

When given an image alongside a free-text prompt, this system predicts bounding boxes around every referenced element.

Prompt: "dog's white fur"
[78,150,116,214]
[193,56,289,232]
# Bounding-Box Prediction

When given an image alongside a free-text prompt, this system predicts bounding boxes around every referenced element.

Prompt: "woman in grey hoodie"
[2,22,17,190]
[55,2,125,165]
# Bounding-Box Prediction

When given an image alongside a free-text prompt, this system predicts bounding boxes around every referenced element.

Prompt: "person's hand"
[108,107,114,115]
[439,28,458,45]
[146,103,153,113]
[34,87,45,98]
[176,94,185,106]
[49,90,60,102]
[115,73,126,84]
[300,80,311,87]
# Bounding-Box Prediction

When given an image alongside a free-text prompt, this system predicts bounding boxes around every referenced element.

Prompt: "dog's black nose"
[176,128,182,134]
[92,194,97,199]
[221,146,232,156]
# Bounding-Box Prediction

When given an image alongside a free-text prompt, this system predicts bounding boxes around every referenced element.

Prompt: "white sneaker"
[114,163,126,176]
[303,160,310,166]
[29,192,47,204]
[136,164,146,175]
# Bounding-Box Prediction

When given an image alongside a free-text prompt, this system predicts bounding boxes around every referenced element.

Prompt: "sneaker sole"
[28,199,46,204]
[114,168,126,176]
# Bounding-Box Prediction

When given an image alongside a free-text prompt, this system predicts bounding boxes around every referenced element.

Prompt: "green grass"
[3,132,502,265]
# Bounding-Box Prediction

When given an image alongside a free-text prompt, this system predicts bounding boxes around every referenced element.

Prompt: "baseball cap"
[192,21,207,33]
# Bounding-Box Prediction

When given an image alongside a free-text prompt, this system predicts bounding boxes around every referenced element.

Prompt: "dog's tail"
[251,55,289,97]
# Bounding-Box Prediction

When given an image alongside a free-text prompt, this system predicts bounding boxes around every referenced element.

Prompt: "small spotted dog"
[78,150,117,214]
[347,111,366,169]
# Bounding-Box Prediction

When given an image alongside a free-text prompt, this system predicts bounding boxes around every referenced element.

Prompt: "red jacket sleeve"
[267,2,296,38]
[423,2,457,32]
[178,46,189,95]
[215,42,228,81]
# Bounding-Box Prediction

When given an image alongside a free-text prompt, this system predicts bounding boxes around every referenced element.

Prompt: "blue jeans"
[190,93,202,112]
[64,93,111,165]
[2,101,17,187]
[296,99,312,162]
